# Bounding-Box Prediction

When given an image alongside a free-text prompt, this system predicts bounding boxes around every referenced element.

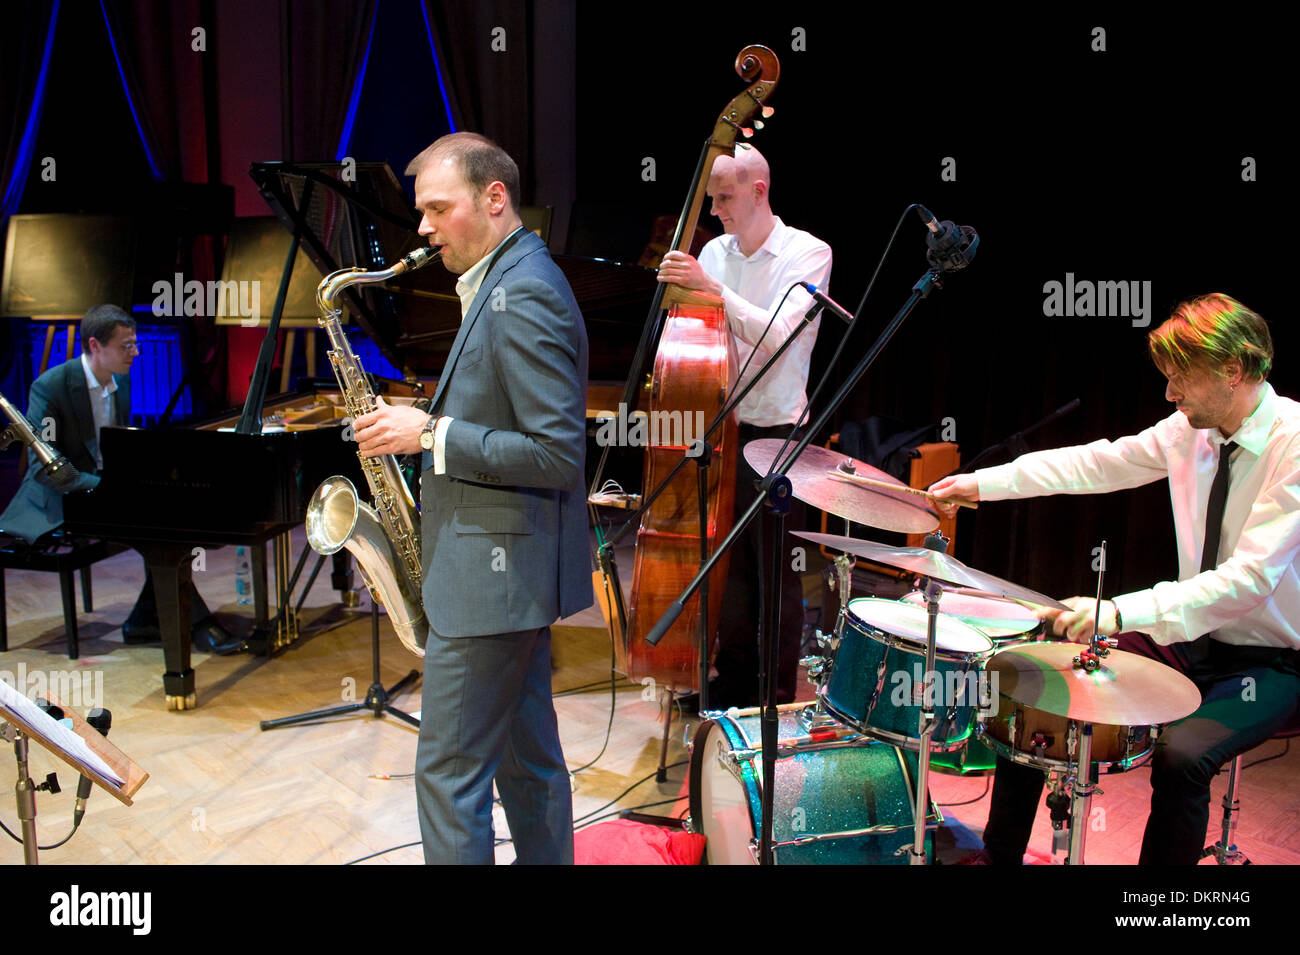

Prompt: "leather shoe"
[192,616,247,655]
[121,621,162,644]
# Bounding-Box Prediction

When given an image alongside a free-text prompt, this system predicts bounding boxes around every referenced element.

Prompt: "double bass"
[620,46,781,699]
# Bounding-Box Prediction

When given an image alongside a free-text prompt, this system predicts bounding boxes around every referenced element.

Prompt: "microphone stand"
[647,264,958,864]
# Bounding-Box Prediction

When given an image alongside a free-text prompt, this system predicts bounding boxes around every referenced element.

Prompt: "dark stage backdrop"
[572,9,1295,605]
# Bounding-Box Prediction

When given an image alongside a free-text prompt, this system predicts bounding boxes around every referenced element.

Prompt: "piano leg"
[146,544,196,710]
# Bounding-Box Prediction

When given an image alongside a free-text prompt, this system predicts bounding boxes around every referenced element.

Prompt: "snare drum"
[900,590,1044,774]
[823,597,995,751]
[900,590,1045,643]
[982,696,1153,773]
[689,703,938,864]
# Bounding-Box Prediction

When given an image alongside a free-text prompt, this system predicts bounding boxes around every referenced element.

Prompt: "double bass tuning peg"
[740,127,754,139]
[753,120,765,131]
[761,105,774,118]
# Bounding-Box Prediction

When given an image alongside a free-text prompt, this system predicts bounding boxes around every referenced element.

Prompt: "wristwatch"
[419,414,440,451]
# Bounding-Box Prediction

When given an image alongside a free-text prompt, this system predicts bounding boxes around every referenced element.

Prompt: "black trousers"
[982,633,1300,865]
[710,424,806,709]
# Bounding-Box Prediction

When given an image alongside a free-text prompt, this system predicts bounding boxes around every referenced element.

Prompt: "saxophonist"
[353,132,592,864]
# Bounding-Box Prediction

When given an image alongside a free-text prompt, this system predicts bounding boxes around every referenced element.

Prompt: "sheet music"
[0,680,123,786]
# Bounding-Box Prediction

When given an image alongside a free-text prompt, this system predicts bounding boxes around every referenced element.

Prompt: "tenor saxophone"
[304,246,439,656]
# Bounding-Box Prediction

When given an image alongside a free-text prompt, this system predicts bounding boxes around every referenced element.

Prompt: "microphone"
[798,282,855,325]
[914,204,979,273]
[644,600,685,647]
[0,391,81,492]
[73,708,112,827]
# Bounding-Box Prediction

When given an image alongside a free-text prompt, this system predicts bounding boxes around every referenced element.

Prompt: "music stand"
[0,682,148,864]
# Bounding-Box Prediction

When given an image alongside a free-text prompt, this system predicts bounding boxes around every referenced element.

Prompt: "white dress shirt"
[976,382,1300,649]
[431,229,522,473]
[79,351,117,470]
[698,217,832,427]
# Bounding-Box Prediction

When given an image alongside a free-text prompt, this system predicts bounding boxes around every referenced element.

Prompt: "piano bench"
[0,535,126,659]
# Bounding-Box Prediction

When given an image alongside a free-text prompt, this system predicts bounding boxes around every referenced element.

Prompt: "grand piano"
[63,161,654,709]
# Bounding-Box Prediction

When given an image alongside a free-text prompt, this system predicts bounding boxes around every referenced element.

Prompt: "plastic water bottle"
[235,546,253,605]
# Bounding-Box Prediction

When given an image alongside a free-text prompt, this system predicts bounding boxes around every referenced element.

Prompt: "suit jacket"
[0,357,129,543]
[419,229,594,638]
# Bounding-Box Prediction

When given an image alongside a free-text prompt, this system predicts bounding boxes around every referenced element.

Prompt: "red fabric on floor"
[574,820,705,865]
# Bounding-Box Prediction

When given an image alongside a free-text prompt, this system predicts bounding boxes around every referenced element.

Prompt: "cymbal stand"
[1067,723,1097,864]
[910,531,949,864]
[1063,539,1113,865]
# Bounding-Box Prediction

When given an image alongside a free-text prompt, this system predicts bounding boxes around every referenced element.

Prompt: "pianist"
[0,305,242,654]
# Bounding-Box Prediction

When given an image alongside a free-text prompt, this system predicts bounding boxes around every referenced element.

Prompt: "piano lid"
[250,161,658,381]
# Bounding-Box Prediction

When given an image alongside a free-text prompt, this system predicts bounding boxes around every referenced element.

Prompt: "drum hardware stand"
[1059,540,1113,864]
[1047,775,1072,854]
[909,531,950,864]
[1066,723,1097,864]
[801,550,853,734]
[258,601,420,731]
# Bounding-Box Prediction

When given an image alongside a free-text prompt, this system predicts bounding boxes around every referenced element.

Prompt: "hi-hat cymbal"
[790,530,1071,611]
[743,439,939,535]
[987,642,1201,726]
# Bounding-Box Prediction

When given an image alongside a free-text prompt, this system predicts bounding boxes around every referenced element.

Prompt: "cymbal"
[743,439,939,535]
[790,530,1071,611]
[987,642,1201,726]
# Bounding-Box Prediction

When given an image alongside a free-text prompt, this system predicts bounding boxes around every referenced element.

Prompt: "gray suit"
[0,358,128,543]
[415,229,593,864]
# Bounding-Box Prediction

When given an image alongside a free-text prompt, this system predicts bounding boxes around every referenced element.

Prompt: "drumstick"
[826,470,978,509]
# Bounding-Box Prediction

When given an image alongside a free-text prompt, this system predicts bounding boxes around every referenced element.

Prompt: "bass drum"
[688,703,939,865]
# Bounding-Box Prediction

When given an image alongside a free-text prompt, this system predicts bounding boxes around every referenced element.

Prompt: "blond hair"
[1148,293,1273,381]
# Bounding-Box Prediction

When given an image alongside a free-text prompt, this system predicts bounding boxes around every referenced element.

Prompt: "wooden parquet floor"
[2,532,1297,865]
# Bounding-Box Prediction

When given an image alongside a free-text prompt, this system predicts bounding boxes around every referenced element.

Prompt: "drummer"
[929,292,1300,865]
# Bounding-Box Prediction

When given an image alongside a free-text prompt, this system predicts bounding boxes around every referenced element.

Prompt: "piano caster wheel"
[166,692,197,711]
[341,590,361,609]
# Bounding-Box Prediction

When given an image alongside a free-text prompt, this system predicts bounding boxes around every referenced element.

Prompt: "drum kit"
[687,441,1201,865]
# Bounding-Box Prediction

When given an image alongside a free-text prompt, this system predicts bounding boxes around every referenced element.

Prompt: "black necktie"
[1200,442,1236,573]
[1181,441,1236,669]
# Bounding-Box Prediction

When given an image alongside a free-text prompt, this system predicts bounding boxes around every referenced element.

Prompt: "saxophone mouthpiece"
[396,246,441,273]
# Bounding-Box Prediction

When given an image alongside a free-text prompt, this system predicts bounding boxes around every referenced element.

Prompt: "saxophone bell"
[304,245,440,658]
[305,475,428,655]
